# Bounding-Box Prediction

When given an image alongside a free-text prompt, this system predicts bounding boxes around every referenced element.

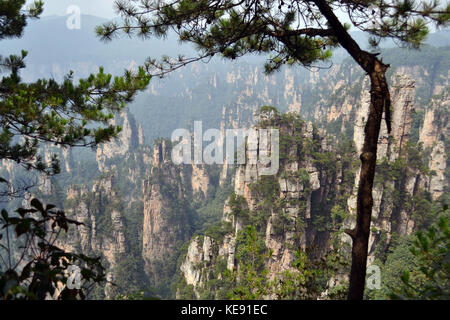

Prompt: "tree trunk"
[346,62,390,300]
[312,0,392,300]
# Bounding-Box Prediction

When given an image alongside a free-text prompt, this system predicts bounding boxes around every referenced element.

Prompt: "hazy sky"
[33,1,354,25]
[29,0,118,18]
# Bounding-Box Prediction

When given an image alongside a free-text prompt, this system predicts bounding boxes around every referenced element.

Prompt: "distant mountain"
[0,14,195,75]
[425,29,450,47]
[330,29,450,62]
[350,29,450,49]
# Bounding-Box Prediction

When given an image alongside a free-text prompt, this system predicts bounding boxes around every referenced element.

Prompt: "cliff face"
[96,110,144,172]
[191,164,210,198]
[132,57,335,144]
[342,73,449,264]
[419,91,449,199]
[341,75,418,265]
[178,112,353,298]
[56,111,153,298]
[60,111,225,296]
[62,175,127,298]
[70,177,127,262]
[178,68,449,299]
[142,140,193,288]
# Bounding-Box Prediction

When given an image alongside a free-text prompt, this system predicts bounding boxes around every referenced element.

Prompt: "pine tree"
[0,0,150,181]
[0,1,150,299]
[97,0,449,299]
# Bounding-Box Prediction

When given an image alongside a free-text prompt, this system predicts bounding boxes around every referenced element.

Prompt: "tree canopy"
[97,0,449,75]
[0,0,150,178]
[0,0,151,299]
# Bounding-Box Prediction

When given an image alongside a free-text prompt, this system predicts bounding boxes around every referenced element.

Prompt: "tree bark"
[346,62,390,300]
[312,0,391,300]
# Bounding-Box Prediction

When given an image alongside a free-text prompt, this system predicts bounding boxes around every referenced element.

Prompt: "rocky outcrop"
[180,237,211,289]
[419,92,449,199]
[61,175,127,298]
[191,164,210,198]
[179,66,449,298]
[345,75,420,261]
[426,141,448,199]
[142,140,192,287]
[341,73,449,271]
[179,112,345,298]
[388,75,416,156]
[96,110,144,172]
